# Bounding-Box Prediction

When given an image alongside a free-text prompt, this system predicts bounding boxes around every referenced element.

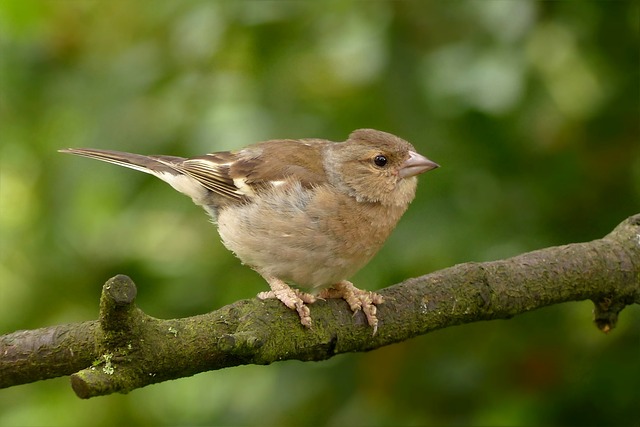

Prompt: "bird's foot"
[258,277,317,328]
[318,280,385,334]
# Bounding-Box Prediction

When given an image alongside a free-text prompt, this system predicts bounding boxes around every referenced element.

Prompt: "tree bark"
[2,214,639,399]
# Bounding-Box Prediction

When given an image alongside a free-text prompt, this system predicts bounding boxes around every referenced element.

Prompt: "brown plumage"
[60,129,439,332]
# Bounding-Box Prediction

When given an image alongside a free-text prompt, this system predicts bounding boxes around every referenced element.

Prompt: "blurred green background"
[1,1,639,426]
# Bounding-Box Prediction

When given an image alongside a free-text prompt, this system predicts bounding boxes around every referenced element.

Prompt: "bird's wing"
[177,139,330,200]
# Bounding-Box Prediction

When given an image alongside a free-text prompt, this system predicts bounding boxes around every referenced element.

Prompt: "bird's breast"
[216,182,409,289]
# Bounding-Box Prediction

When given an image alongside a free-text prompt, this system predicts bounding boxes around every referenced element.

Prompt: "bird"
[60,129,439,332]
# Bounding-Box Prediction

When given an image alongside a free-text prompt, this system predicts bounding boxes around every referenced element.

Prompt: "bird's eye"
[373,155,388,167]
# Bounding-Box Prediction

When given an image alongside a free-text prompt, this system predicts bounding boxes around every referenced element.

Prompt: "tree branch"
[2,214,639,398]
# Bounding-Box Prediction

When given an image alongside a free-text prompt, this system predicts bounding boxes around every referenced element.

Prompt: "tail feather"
[58,148,182,176]
[59,148,210,203]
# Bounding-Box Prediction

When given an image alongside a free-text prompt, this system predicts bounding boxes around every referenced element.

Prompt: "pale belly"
[216,183,407,290]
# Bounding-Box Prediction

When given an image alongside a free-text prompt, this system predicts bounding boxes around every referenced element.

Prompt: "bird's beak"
[399,151,440,178]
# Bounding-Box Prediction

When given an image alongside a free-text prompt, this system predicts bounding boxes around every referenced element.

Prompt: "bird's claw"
[318,280,385,334]
[258,280,317,328]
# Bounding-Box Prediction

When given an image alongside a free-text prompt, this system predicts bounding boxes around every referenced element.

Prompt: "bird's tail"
[58,148,184,176]
[59,148,213,204]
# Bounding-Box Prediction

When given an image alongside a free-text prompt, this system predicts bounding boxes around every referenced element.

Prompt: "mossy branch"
[1,214,639,399]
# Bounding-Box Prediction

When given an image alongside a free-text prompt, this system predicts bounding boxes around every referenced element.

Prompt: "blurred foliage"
[1,1,638,426]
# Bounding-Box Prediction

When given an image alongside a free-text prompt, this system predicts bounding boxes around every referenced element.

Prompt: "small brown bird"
[60,129,439,332]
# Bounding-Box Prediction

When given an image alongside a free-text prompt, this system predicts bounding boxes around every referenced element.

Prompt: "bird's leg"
[318,280,385,334]
[257,276,317,328]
